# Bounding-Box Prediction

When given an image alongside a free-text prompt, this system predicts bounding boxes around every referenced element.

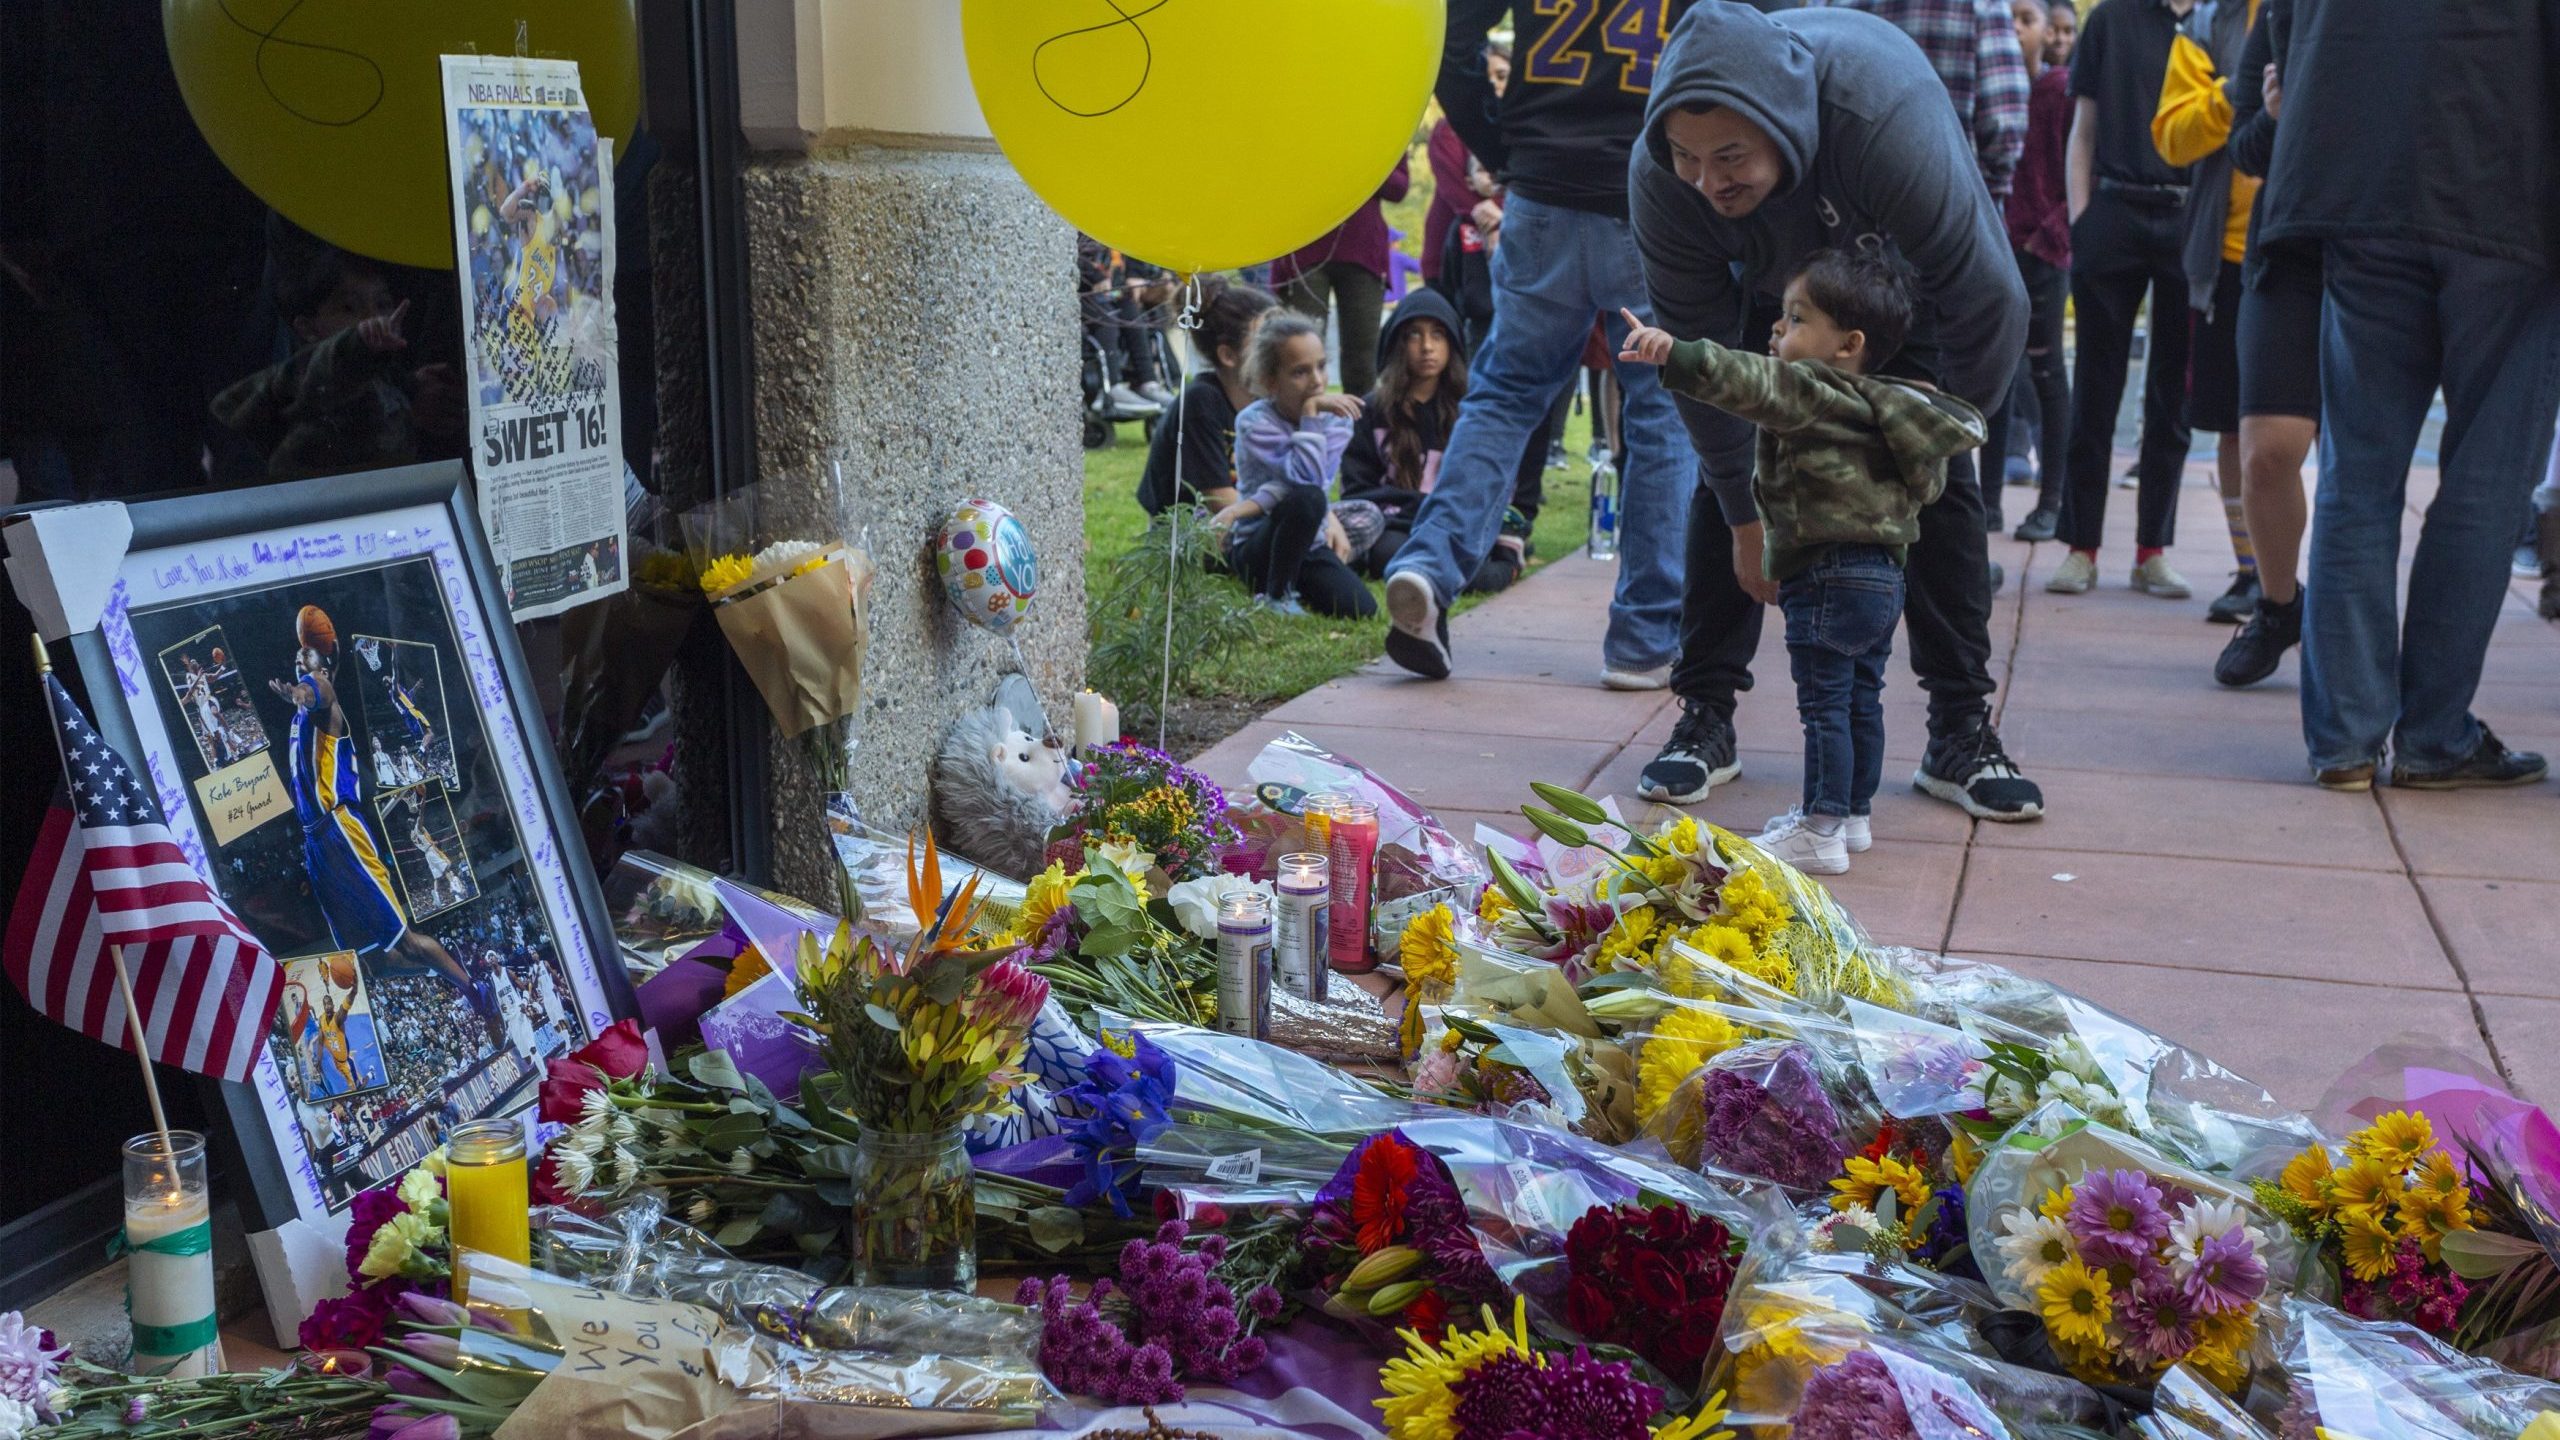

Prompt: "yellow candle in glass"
[445,1119,530,1313]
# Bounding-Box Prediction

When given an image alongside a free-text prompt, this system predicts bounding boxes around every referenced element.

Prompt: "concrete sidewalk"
[1192,464,2560,1112]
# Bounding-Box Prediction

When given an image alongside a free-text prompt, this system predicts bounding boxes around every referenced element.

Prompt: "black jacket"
[2256,0,2560,268]
[1630,2,2025,523]
[1439,0,1701,217]
[1340,289,1464,516]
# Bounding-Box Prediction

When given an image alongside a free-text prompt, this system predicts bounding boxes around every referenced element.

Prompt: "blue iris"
[1060,1035,1178,1216]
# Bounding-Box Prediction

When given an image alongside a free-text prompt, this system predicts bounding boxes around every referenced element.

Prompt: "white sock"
[1805,813,1845,837]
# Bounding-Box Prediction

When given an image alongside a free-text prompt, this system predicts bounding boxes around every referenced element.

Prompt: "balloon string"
[1158,272,1202,752]
[1033,0,1178,119]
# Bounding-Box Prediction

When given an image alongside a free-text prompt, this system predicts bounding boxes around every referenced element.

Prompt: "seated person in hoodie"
[1211,312,1378,619]
[1341,290,1537,591]
[1620,249,1986,877]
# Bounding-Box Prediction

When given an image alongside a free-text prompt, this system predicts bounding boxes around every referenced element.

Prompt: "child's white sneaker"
[1751,811,1850,875]
[1755,808,1870,853]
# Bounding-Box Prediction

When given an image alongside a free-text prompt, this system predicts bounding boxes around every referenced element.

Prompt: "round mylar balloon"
[937,498,1039,633]
[961,0,1443,273]
[163,0,639,270]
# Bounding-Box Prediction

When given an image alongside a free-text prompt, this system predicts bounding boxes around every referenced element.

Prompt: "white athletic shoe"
[1751,810,1851,874]
[1755,807,1870,854]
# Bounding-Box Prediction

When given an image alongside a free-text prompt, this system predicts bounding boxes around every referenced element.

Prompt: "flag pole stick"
[30,634,174,1160]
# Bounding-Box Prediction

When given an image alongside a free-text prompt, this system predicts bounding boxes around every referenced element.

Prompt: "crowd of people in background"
[1091,0,2560,849]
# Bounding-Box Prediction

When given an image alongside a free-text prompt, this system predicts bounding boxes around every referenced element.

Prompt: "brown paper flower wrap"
[707,544,874,741]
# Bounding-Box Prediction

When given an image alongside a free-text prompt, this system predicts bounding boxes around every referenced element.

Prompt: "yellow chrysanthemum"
[2281,1144,2336,1217]
[2188,1333,2248,1393]
[722,943,771,998]
[2338,1211,2401,1283]
[2040,1184,2078,1222]
[1400,904,1461,989]
[2324,1158,2398,1225]
[1831,1155,1933,1217]
[2188,1308,2255,1391]
[2411,1150,2467,1198]
[1591,905,1661,975]
[1650,1391,1735,1440]
[1686,921,1758,977]
[2038,1259,2114,1350]
[1718,869,1793,945]
[2348,1110,2436,1171]
[1377,1297,1539,1440]
[1636,1006,1742,1122]
[1477,883,1517,923]
[698,552,756,596]
[1658,816,1704,857]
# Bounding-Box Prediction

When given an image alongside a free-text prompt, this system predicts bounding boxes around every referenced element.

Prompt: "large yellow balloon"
[163,1,639,271]
[962,0,1443,273]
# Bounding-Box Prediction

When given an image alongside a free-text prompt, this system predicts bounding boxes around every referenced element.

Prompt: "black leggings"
[1227,485,1377,618]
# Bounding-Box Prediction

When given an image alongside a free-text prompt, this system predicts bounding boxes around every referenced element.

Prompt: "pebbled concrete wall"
[737,142,1084,904]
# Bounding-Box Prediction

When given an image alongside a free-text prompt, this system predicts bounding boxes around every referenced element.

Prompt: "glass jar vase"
[848,1125,976,1290]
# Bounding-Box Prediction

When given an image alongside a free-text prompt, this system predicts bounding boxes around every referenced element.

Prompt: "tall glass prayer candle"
[1274,852,1331,1000]
[1322,798,1380,973]
[122,1131,223,1378]
[1214,890,1272,1040]
[446,1119,530,1313]
[1300,791,1350,855]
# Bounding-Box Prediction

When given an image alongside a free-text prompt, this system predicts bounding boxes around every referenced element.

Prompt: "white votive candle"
[123,1131,224,1378]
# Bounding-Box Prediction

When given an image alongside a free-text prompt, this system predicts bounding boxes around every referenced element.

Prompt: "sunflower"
[2280,1144,2336,1217]
[1377,1297,1539,1440]
[2396,1186,2472,1260]
[2347,1110,2436,1171]
[2323,1158,2398,1226]
[2337,1211,2400,1284]
[2411,1150,2467,1198]
[1831,1155,1933,1218]
[1015,862,1073,940]
[1636,1006,1742,1122]
[2038,1259,2114,1350]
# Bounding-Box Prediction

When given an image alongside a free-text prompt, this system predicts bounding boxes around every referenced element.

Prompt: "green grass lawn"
[1081,402,1598,732]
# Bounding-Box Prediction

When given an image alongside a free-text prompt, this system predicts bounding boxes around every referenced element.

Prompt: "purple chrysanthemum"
[1452,1352,1553,1438]
[2118,1275,2201,1365]
[1532,1347,1665,1440]
[1695,1045,1853,1190]
[2066,1168,2171,1267]
[1790,1351,1919,1440]
[0,1311,66,1407]
[2180,1227,2267,1315]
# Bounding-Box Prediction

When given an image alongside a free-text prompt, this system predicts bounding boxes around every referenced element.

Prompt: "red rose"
[1565,1274,1617,1337]
[537,1020,648,1122]
[573,1019,649,1080]
[1628,1248,1686,1314]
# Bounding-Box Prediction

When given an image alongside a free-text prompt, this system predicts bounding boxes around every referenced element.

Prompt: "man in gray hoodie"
[1629,0,2044,823]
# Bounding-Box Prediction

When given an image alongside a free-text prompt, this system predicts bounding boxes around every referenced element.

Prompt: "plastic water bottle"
[1587,451,1621,560]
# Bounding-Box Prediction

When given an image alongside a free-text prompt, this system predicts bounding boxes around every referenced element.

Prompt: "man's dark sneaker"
[2013,506,2059,542]
[1915,720,2044,821]
[2315,761,2377,793]
[2390,726,2549,790]
[1383,571,1452,679]
[2207,571,2259,625]
[1639,702,1741,804]
[2214,590,2301,688]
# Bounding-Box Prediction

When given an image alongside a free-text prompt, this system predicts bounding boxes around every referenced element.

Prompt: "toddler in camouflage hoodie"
[1619,249,1985,875]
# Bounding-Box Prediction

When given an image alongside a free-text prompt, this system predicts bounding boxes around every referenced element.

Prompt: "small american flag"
[4,668,283,1083]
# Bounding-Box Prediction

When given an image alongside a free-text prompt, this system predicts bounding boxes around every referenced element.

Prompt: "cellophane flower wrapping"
[683,486,874,742]
[1881,951,2325,1176]
[2132,1364,2279,1439]
[465,1221,1055,1438]
[1234,730,1486,917]
[2259,1293,2560,1439]
[1711,1235,2106,1439]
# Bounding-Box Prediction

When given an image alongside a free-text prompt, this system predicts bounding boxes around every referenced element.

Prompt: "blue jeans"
[2301,239,2560,772]
[1780,546,1903,819]
[1384,195,1694,669]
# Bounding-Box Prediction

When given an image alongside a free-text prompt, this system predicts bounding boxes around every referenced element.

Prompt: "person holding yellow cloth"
[2151,0,2264,629]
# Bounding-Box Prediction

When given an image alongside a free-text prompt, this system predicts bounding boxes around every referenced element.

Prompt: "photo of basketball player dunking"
[156,625,271,769]
[352,635,459,792]
[274,951,391,1102]
[269,605,501,1044]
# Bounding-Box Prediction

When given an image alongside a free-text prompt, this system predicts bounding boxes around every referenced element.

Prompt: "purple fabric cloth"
[635,957,733,1053]
[1270,156,1414,283]
[971,1134,1087,1192]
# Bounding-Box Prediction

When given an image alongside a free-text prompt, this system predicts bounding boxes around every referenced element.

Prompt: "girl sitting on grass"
[1212,312,1376,618]
[1136,277,1277,516]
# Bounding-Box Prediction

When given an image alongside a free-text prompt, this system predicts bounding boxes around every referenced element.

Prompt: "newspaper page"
[440,54,629,621]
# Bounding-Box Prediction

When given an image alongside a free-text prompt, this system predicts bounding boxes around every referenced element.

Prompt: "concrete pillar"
[731,0,1083,903]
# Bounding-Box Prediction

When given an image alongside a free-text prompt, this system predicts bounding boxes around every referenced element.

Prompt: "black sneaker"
[1915,719,2045,821]
[2207,571,2259,624]
[1383,571,1452,679]
[2214,590,2301,688]
[2012,507,2059,542]
[1987,560,2006,595]
[1639,702,1741,804]
[2389,726,2549,790]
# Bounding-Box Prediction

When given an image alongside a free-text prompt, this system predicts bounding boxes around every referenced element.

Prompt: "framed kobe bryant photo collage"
[55,461,633,1229]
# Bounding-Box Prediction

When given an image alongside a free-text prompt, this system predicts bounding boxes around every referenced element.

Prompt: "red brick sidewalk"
[1191,465,2560,1111]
